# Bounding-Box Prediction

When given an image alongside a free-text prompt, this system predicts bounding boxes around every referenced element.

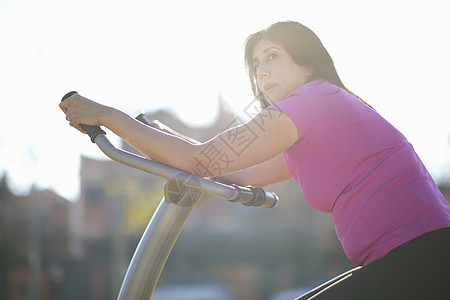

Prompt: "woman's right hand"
[60,93,112,134]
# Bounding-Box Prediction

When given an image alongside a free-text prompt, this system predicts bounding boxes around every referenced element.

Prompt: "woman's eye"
[268,53,278,60]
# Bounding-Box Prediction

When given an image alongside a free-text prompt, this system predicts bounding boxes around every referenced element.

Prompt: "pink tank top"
[266,79,450,265]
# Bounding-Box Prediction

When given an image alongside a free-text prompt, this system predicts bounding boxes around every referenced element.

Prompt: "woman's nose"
[256,64,269,79]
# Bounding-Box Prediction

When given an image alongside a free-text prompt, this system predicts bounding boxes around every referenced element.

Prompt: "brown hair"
[244,21,373,109]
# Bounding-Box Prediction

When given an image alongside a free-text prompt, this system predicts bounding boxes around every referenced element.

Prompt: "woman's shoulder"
[287,79,335,98]
[267,79,338,118]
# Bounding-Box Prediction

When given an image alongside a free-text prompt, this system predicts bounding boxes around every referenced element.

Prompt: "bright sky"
[0,0,449,201]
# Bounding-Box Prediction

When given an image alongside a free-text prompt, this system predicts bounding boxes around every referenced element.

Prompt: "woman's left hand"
[59,93,109,133]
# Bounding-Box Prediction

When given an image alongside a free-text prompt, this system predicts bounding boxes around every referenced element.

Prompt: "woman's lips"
[264,83,276,94]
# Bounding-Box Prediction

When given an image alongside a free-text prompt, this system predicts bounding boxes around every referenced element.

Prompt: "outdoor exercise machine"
[61,92,279,299]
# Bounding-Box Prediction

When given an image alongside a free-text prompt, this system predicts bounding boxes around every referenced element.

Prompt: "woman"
[61,21,450,299]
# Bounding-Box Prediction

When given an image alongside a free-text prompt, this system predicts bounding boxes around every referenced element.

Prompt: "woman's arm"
[60,93,298,178]
[146,119,200,144]
[141,120,291,186]
[213,153,292,186]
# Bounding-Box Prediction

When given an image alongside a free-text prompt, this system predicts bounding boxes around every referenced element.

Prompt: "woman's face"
[252,38,312,104]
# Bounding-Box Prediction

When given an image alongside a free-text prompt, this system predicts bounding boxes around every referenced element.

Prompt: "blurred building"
[0,183,72,300]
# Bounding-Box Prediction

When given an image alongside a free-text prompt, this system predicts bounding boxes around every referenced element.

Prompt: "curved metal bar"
[88,134,279,299]
[117,197,201,300]
[93,135,278,208]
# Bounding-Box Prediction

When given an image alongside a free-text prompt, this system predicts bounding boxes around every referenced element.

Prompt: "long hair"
[244,21,373,109]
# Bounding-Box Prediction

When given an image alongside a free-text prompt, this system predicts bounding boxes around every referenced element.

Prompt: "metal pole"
[118,183,212,299]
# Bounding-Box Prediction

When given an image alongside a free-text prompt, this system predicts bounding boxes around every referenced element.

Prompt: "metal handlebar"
[94,135,279,208]
[60,91,279,299]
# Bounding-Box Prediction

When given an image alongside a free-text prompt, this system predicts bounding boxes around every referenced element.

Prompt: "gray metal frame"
[89,134,279,299]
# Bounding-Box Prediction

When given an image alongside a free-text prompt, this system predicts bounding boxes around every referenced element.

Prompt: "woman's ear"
[305,65,314,78]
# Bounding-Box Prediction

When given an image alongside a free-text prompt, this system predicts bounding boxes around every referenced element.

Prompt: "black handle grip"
[227,185,278,208]
[61,91,106,143]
